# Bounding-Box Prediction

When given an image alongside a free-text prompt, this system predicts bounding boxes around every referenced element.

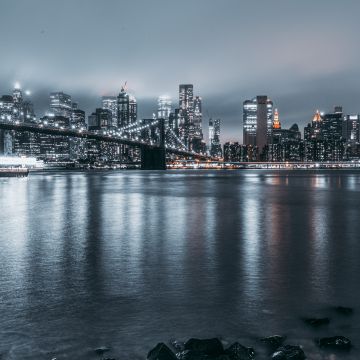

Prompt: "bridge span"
[0,120,210,170]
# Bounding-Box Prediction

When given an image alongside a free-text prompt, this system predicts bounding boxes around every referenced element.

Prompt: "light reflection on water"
[0,170,360,359]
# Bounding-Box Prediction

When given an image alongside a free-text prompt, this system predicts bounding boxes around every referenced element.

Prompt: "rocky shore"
[93,306,354,360]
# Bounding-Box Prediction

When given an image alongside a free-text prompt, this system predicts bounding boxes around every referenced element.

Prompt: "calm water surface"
[0,170,360,359]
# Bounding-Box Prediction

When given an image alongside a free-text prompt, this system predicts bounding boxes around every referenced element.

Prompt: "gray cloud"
[1,0,360,143]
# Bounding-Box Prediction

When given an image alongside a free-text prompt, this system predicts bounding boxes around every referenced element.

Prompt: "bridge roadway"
[0,121,209,166]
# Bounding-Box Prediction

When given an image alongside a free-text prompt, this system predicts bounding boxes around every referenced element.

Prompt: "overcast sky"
[1,0,360,143]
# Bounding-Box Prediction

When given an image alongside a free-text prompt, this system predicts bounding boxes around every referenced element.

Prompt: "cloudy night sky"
[1,0,360,143]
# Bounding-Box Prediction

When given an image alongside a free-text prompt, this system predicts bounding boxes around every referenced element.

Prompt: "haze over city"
[1,0,360,142]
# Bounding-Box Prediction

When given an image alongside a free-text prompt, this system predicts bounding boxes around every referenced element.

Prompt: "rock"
[176,350,229,360]
[317,336,352,350]
[334,306,353,315]
[184,338,224,356]
[303,317,330,327]
[225,342,255,360]
[148,343,178,360]
[271,345,306,360]
[170,340,185,352]
[95,347,111,355]
[260,335,286,350]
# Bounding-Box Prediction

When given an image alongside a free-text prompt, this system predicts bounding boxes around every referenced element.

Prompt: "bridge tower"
[140,118,166,170]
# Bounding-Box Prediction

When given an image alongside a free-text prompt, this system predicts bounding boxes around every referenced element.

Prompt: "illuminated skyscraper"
[49,92,72,119]
[272,108,281,129]
[243,95,273,155]
[157,95,172,126]
[179,84,194,147]
[209,118,222,157]
[343,115,360,143]
[102,96,118,128]
[117,86,137,128]
[193,96,203,139]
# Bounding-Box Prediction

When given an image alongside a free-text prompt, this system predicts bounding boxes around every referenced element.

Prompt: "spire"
[273,108,281,129]
[313,110,322,122]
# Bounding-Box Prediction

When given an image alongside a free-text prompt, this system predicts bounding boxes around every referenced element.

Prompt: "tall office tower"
[179,84,194,147]
[209,118,222,157]
[157,95,172,126]
[209,118,214,145]
[256,95,273,155]
[117,86,137,128]
[49,92,73,119]
[102,96,118,128]
[243,98,257,146]
[322,106,343,141]
[343,115,360,143]
[243,96,273,154]
[193,96,203,139]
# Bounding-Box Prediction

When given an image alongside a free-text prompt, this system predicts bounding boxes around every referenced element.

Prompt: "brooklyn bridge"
[0,118,209,170]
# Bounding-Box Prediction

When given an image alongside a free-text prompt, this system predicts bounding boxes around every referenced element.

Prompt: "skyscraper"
[193,96,203,139]
[179,84,194,147]
[209,118,222,157]
[117,86,137,128]
[243,96,273,155]
[343,115,360,143]
[157,95,172,127]
[322,106,343,141]
[102,96,118,128]
[49,92,72,119]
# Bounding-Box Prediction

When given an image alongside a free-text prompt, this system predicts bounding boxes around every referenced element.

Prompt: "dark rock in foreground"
[260,335,286,350]
[176,350,207,360]
[148,343,178,360]
[303,317,330,327]
[170,340,185,352]
[271,345,306,360]
[184,338,224,356]
[316,336,352,350]
[95,347,111,355]
[334,306,354,315]
[225,342,255,360]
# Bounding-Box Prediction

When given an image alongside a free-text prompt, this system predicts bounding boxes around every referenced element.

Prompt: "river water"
[0,170,360,359]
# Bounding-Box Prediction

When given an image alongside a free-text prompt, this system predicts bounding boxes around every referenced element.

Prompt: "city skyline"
[2,0,360,142]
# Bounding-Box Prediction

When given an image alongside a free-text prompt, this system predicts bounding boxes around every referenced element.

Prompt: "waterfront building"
[224,142,258,162]
[243,95,273,158]
[37,115,70,160]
